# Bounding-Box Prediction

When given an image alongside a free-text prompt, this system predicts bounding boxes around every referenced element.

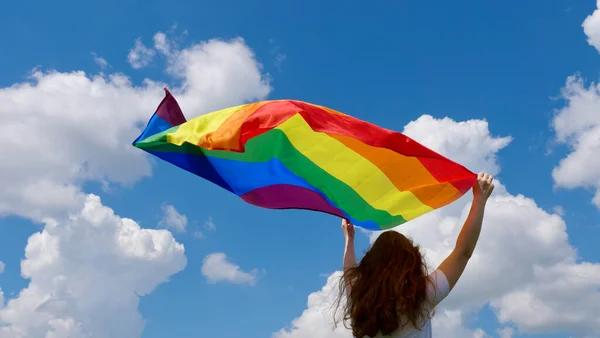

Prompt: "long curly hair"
[333,231,430,337]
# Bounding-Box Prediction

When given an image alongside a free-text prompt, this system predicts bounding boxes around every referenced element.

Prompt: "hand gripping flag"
[133,89,476,230]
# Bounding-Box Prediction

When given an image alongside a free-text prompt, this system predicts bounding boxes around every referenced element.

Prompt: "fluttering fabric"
[133,89,476,230]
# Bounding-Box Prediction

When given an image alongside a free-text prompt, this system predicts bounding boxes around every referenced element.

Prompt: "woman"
[334,172,495,338]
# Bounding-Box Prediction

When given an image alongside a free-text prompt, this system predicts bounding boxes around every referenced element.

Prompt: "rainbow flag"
[133,89,476,230]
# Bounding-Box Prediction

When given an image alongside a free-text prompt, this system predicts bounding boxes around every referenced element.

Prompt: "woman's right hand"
[341,219,355,241]
[473,172,494,202]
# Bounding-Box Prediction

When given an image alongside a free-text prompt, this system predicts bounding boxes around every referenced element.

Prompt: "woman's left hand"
[341,219,355,241]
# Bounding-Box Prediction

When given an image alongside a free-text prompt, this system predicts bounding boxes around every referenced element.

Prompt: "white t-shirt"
[371,269,451,338]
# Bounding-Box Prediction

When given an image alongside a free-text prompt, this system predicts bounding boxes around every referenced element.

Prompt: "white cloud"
[491,262,600,335]
[583,0,600,52]
[552,3,600,209]
[472,328,491,338]
[0,31,271,338]
[159,203,187,232]
[0,70,159,221]
[164,36,271,114]
[0,261,4,274]
[551,75,600,208]
[431,311,489,338]
[276,115,600,337]
[191,217,216,239]
[402,115,512,177]
[127,38,156,69]
[0,194,186,338]
[274,273,488,338]
[497,327,514,338]
[553,205,565,216]
[0,31,270,222]
[273,272,354,338]
[153,32,172,56]
[201,253,258,285]
[91,52,109,69]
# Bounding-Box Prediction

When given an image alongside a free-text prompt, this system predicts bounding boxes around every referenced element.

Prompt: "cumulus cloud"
[552,75,600,208]
[0,69,160,220]
[497,327,514,338]
[127,38,156,69]
[201,253,258,285]
[583,0,600,52]
[554,5,600,208]
[276,115,600,337]
[402,115,512,176]
[153,32,172,56]
[0,30,271,338]
[0,194,186,338]
[0,31,270,222]
[273,272,354,338]
[274,274,488,338]
[159,203,187,232]
[163,37,271,114]
[0,261,4,274]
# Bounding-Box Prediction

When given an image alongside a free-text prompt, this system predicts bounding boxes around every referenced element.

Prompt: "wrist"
[472,196,488,207]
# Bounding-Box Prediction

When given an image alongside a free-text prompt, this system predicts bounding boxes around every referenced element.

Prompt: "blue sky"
[1,0,600,337]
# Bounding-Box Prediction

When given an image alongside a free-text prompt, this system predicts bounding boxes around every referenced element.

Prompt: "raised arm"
[341,219,357,294]
[437,172,494,290]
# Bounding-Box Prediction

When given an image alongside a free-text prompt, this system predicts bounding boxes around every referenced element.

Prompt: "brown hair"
[333,231,430,337]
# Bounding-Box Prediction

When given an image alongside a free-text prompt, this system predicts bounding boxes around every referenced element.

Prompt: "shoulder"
[426,269,451,306]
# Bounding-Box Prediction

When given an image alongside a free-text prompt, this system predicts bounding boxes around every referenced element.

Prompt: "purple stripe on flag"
[240,184,345,218]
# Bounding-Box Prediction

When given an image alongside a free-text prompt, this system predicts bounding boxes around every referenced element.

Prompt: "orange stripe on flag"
[328,133,462,209]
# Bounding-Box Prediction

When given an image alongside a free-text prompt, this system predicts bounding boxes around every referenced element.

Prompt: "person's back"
[334,172,494,338]
[374,269,449,338]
